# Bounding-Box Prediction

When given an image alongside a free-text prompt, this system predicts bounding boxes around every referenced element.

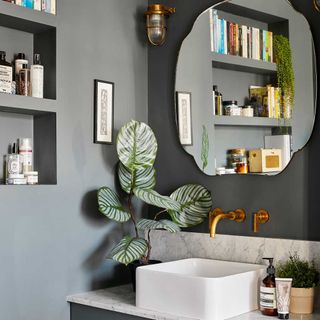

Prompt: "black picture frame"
[176,91,193,146]
[94,79,114,144]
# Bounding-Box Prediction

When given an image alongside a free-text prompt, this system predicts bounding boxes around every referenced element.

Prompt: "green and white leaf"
[168,184,212,227]
[98,187,131,222]
[158,219,181,232]
[118,162,156,194]
[133,188,181,211]
[117,120,158,171]
[109,236,148,266]
[137,219,180,233]
[201,125,209,171]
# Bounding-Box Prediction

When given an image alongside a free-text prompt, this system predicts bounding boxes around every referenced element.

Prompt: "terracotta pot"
[290,287,315,314]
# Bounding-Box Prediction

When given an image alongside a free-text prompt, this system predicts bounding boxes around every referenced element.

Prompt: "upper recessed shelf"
[213,116,290,127]
[212,52,277,75]
[0,94,56,114]
[215,3,288,25]
[0,1,56,33]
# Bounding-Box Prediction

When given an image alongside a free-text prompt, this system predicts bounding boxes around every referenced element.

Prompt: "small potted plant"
[277,254,319,314]
[97,120,212,290]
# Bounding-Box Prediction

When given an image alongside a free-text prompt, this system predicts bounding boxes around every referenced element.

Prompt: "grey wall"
[148,0,320,241]
[0,1,147,320]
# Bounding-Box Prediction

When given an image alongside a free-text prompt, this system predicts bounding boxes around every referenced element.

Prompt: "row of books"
[249,85,291,119]
[2,0,56,15]
[209,9,273,62]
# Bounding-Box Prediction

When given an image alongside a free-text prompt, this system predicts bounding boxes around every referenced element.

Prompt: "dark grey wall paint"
[0,1,147,320]
[148,0,320,241]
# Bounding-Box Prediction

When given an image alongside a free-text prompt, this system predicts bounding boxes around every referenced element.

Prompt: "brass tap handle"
[232,209,246,222]
[253,209,269,233]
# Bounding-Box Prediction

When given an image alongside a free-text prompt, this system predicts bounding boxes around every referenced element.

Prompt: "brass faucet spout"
[209,208,246,238]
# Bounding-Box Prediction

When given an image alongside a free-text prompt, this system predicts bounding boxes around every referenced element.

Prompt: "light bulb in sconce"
[145,4,175,46]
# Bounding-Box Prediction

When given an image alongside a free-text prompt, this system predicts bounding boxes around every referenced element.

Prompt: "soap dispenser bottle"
[260,258,277,316]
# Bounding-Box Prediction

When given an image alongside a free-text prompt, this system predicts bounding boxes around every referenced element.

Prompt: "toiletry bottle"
[19,138,33,173]
[260,258,277,316]
[19,64,31,96]
[0,51,13,94]
[31,53,44,98]
[15,53,28,83]
[213,85,223,116]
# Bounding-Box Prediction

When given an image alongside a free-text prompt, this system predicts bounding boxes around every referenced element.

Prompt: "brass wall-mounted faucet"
[209,208,246,238]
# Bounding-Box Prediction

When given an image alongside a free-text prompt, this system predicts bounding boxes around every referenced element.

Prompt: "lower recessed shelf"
[0,107,56,185]
[213,115,291,127]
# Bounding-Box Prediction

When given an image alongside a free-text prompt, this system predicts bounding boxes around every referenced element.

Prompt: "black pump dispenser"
[263,258,275,275]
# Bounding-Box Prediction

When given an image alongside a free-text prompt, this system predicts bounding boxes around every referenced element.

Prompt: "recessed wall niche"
[0,1,57,185]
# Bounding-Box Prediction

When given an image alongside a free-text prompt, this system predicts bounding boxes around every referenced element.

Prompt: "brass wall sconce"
[253,209,270,233]
[145,4,176,46]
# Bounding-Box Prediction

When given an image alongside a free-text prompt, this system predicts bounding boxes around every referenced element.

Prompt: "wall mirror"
[175,0,317,176]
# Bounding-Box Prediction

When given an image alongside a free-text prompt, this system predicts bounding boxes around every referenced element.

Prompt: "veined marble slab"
[67,285,196,320]
[149,231,320,267]
[67,285,320,320]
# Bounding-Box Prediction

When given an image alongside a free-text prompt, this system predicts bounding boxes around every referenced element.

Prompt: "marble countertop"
[67,285,320,320]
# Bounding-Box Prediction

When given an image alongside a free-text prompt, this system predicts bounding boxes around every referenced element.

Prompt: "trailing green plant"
[277,253,320,288]
[201,125,209,171]
[273,35,295,110]
[98,120,213,266]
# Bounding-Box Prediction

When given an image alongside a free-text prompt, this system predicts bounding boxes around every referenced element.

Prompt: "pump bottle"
[260,257,278,316]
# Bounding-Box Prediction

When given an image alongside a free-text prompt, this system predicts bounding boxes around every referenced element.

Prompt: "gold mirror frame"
[314,0,320,12]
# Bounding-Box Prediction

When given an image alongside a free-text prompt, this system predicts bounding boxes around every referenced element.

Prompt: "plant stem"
[144,209,168,263]
[128,191,139,238]
[145,229,152,263]
[154,209,168,221]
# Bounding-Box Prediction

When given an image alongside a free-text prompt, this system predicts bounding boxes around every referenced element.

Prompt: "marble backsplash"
[149,230,320,268]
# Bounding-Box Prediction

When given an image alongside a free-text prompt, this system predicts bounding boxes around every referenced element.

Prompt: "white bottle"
[31,53,44,98]
[19,138,33,173]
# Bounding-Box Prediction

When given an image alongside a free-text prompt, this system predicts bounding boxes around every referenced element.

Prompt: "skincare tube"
[275,278,293,319]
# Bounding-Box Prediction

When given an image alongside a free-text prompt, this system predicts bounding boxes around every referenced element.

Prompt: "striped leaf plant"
[98,120,213,266]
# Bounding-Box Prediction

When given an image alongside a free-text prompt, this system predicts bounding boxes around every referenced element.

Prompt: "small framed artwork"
[176,91,193,146]
[94,79,114,144]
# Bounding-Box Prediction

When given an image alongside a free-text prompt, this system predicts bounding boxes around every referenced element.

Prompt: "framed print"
[94,80,114,144]
[176,91,193,146]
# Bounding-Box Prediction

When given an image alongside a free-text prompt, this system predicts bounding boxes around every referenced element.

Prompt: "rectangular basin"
[136,258,264,319]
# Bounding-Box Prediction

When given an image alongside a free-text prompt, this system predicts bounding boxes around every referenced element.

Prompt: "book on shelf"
[209,9,273,63]
[12,0,56,14]
[249,85,282,119]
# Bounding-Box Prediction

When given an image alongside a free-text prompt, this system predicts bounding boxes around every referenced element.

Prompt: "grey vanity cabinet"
[70,304,146,320]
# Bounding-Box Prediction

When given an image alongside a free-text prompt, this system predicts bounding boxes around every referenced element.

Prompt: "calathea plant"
[98,120,212,266]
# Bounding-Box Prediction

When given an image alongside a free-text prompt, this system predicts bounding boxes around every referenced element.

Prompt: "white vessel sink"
[136,258,264,320]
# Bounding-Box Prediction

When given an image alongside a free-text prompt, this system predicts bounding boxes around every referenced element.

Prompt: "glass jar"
[242,105,254,117]
[227,148,248,174]
[223,100,241,116]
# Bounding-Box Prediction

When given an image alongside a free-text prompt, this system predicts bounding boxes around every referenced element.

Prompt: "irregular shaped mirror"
[175,0,317,176]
